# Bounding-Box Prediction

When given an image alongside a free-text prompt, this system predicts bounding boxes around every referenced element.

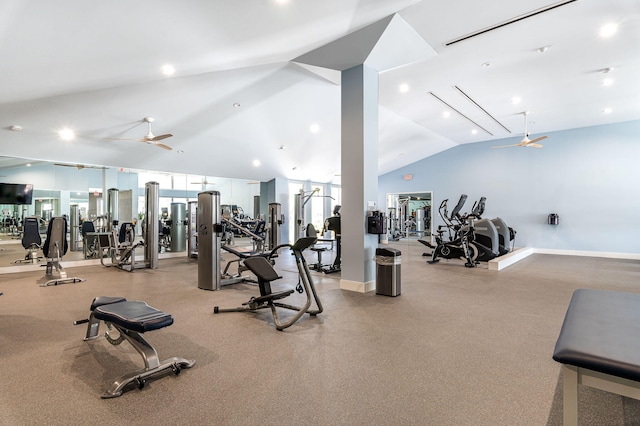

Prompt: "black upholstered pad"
[94,301,173,333]
[553,288,640,382]
[244,256,281,282]
[90,296,127,311]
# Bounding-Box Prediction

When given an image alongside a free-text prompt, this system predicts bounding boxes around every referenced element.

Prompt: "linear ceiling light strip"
[444,0,578,46]
[453,86,511,134]
[428,92,493,136]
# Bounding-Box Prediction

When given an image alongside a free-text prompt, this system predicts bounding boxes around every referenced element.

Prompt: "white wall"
[378,120,640,255]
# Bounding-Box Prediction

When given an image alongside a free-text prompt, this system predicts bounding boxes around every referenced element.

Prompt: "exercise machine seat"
[43,217,68,258]
[78,297,194,398]
[21,217,41,249]
[41,217,84,286]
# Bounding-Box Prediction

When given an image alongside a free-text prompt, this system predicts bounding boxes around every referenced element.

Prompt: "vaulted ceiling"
[1,0,638,183]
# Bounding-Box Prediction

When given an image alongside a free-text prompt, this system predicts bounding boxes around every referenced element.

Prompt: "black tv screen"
[0,183,34,205]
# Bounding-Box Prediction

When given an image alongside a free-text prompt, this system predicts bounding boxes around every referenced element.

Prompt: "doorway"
[386,191,433,243]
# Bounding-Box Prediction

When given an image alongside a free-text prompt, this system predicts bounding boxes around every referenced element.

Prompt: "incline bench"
[553,288,640,425]
[76,296,195,398]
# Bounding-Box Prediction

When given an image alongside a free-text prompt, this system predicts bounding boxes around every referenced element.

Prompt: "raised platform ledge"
[340,279,375,293]
[488,247,534,271]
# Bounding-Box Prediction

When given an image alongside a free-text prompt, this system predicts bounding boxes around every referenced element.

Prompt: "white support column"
[339,64,379,293]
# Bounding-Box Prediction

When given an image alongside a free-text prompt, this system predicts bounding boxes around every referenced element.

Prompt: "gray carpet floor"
[1,239,639,425]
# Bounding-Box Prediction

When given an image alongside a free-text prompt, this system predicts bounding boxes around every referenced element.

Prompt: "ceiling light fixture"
[58,128,75,141]
[537,46,550,53]
[471,129,478,135]
[602,78,614,86]
[279,145,285,150]
[252,159,261,167]
[511,96,522,105]
[481,62,491,67]
[233,102,241,108]
[9,125,22,131]
[399,83,409,93]
[442,111,451,118]
[600,23,618,38]
[310,123,320,133]
[161,64,175,76]
[603,107,612,114]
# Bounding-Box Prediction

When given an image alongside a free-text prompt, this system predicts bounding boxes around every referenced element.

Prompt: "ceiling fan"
[54,163,102,170]
[191,177,214,186]
[105,117,173,150]
[492,112,548,149]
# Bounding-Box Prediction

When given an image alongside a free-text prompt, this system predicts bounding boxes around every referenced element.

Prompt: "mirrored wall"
[0,156,261,270]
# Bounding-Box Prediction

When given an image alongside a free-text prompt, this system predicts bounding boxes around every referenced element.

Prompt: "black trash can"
[375,247,401,296]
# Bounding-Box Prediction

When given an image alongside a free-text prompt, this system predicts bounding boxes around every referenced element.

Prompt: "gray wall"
[378,119,640,256]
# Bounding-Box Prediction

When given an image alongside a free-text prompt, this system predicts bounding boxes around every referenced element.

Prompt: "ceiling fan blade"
[525,135,547,145]
[151,133,173,141]
[491,143,521,148]
[527,143,544,148]
[155,142,173,151]
[104,137,142,141]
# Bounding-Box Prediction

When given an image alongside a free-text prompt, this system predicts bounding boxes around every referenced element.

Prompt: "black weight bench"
[76,296,195,398]
[553,288,640,425]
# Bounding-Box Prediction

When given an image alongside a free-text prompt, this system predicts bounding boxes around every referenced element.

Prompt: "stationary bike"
[418,195,477,267]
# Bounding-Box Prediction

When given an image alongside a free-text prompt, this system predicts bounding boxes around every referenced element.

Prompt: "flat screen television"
[0,183,34,205]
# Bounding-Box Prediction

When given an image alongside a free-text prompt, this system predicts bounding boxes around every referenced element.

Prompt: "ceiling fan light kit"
[105,117,173,150]
[491,112,549,149]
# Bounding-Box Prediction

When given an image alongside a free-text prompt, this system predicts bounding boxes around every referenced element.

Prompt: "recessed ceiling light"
[177,150,184,154]
[58,128,75,141]
[603,107,612,114]
[600,23,618,38]
[274,0,289,4]
[511,96,521,105]
[252,159,261,167]
[442,111,451,118]
[161,64,175,76]
[292,166,297,171]
[26,163,31,167]
[309,123,320,133]
[471,129,478,135]
[481,62,491,67]
[399,83,409,93]
[279,145,285,150]
[602,78,614,86]
[233,102,241,108]
[9,125,22,131]
[536,46,550,53]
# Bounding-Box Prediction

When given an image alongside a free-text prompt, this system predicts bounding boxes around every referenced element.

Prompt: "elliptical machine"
[419,195,478,267]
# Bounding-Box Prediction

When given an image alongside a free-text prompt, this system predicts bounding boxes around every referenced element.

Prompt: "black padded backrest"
[119,222,135,243]
[244,256,281,282]
[450,194,467,220]
[43,217,68,258]
[305,223,318,237]
[22,217,41,248]
[325,216,341,235]
[291,236,317,252]
[81,221,95,237]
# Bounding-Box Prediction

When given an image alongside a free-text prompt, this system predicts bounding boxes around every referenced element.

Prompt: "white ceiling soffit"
[293,14,437,72]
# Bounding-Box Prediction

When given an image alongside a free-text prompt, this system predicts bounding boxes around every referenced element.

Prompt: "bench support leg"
[562,365,579,426]
[101,324,195,398]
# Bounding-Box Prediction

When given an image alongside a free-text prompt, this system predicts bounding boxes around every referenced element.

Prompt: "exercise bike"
[419,195,476,267]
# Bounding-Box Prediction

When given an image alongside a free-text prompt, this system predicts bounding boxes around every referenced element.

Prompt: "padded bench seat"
[553,288,640,425]
[79,296,194,398]
[93,300,174,333]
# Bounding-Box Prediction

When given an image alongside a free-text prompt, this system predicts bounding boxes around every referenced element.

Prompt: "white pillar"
[339,64,379,293]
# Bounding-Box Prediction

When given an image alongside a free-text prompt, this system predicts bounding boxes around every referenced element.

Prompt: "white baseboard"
[340,279,375,293]
[488,247,534,271]
[533,248,640,260]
